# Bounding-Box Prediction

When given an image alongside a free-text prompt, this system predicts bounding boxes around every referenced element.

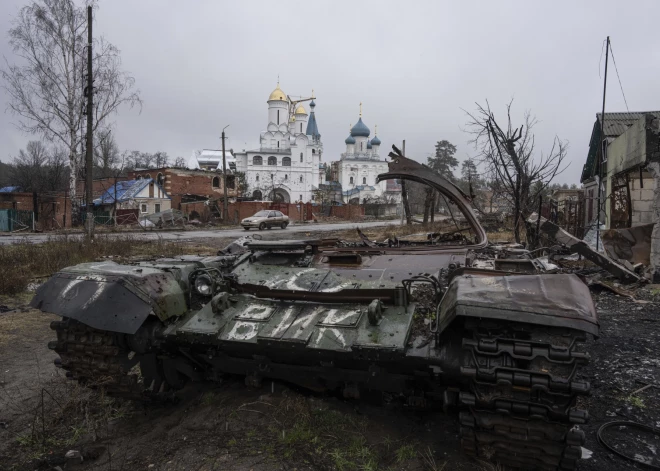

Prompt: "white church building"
[233,84,324,203]
[336,108,397,203]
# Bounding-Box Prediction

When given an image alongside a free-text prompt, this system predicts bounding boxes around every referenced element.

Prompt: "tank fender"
[31,264,187,334]
[436,274,599,337]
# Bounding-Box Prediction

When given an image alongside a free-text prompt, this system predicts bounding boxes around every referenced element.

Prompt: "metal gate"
[0,209,34,232]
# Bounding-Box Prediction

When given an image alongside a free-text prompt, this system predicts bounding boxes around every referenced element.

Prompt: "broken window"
[212,176,220,188]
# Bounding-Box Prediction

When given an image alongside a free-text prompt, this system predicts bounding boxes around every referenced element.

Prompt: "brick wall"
[0,192,72,230]
[76,177,128,201]
[329,205,365,220]
[128,168,238,210]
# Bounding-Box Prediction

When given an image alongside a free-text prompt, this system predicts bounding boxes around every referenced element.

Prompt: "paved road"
[0,220,401,245]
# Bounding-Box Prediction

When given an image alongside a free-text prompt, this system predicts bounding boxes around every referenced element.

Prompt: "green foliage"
[395,443,417,462]
[427,140,458,180]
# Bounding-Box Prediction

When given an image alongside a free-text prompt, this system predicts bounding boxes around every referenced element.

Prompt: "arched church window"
[157,173,164,186]
[362,177,366,184]
[312,149,315,154]
[285,174,288,180]
[300,123,302,133]
[299,175,303,183]
[277,110,280,125]
[300,153,303,162]
[145,174,152,180]
[350,176,354,184]
[253,190,262,200]
[268,156,277,166]
[136,175,143,180]
[256,175,259,182]
[360,142,363,151]
[253,156,262,165]
[299,194,302,201]
[277,141,280,148]
[212,176,220,188]
[282,157,291,166]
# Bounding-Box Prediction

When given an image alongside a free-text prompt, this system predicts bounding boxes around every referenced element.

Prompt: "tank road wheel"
[258,222,266,231]
[281,222,288,229]
[457,319,590,470]
[48,318,189,399]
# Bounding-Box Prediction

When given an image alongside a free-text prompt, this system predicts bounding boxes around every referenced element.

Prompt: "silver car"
[241,210,289,230]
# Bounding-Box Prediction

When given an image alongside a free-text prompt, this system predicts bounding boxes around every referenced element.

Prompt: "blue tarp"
[0,186,21,193]
[93,179,154,205]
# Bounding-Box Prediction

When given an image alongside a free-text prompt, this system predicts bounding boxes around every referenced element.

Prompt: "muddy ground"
[1,230,659,471]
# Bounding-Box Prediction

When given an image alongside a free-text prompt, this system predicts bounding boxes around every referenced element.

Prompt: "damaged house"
[93,178,171,217]
[580,111,660,280]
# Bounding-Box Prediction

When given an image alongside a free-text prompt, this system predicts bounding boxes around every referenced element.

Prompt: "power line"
[608,41,630,112]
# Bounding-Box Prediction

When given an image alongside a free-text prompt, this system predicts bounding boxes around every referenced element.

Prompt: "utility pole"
[84,6,94,239]
[596,36,609,251]
[221,125,230,221]
[400,140,412,225]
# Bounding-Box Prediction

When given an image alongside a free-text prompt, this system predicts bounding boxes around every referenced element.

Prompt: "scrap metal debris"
[601,223,654,266]
[529,213,642,284]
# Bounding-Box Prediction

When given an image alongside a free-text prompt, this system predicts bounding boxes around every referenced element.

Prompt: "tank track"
[458,319,590,470]
[47,318,165,400]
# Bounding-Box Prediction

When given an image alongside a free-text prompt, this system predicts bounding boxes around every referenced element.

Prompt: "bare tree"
[173,156,187,168]
[1,0,141,221]
[465,100,568,243]
[94,129,120,177]
[153,151,169,168]
[10,140,69,193]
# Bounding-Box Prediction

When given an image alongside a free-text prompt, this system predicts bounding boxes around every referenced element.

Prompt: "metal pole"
[400,140,405,224]
[221,125,229,221]
[85,6,94,239]
[596,36,609,251]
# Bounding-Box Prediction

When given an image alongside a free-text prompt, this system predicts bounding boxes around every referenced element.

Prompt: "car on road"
[241,210,289,230]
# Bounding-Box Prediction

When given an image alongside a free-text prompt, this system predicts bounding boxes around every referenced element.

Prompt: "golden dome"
[268,84,287,101]
[295,104,307,115]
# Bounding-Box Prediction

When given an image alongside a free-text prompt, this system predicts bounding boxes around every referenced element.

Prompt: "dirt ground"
[1,230,660,471]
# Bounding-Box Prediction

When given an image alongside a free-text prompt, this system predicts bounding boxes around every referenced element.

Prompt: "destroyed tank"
[31,151,599,471]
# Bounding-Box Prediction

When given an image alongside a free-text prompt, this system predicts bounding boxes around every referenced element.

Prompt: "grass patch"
[0,234,187,295]
[627,395,646,409]
[268,397,418,470]
[5,377,133,469]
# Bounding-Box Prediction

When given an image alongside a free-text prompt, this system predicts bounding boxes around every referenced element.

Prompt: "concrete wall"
[629,173,656,225]
[604,116,655,229]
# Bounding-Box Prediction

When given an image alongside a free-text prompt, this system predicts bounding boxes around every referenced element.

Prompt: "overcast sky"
[1,0,659,183]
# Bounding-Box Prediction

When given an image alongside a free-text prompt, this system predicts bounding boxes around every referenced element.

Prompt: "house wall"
[604,117,652,228]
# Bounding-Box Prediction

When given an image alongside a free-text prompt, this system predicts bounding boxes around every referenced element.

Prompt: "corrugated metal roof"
[342,185,375,196]
[596,111,660,137]
[93,179,157,204]
[581,111,660,183]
